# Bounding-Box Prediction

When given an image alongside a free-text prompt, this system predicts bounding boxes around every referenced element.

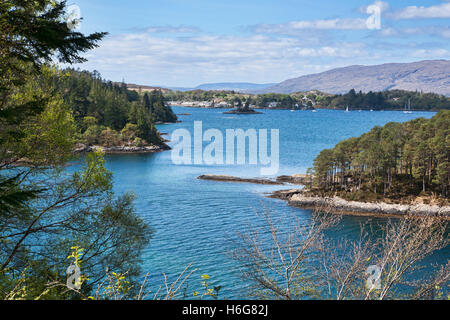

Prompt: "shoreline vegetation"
[165,88,450,112]
[198,111,449,218]
[74,143,171,154]
[198,174,450,218]
[54,69,178,154]
[271,189,450,218]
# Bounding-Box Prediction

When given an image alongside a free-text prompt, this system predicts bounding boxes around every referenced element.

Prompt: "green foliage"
[73,150,113,194]
[143,91,178,123]
[0,0,152,301]
[313,110,450,199]
[193,274,222,300]
[51,69,174,146]
[323,89,450,111]
[165,88,450,111]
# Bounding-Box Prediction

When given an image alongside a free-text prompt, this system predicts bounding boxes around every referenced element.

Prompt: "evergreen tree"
[313,111,450,199]
[0,1,151,299]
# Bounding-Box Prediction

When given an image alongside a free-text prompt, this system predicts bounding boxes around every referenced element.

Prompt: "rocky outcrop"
[198,175,283,185]
[198,174,313,186]
[276,174,312,185]
[223,109,263,115]
[74,143,170,154]
[272,190,450,218]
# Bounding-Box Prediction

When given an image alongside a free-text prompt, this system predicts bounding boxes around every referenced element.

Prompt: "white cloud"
[359,1,390,13]
[250,1,391,34]
[74,33,370,86]
[144,25,201,34]
[288,18,368,30]
[376,26,450,39]
[67,1,450,87]
[251,18,368,34]
[410,48,450,58]
[391,2,450,19]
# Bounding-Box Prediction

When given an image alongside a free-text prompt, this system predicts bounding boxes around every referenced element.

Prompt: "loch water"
[104,107,446,299]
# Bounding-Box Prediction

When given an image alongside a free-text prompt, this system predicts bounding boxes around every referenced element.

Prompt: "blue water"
[104,107,446,299]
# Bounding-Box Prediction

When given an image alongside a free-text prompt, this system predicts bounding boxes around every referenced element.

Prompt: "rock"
[270,189,302,200]
[74,143,170,154]
[198,175,283,185]
[276,174,312,185]
[73,144,92,153]
[286,193,450,218]
[198,174,313,186]
[223,109,263,114]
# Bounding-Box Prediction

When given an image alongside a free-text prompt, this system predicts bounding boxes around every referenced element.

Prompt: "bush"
[99,128,122,147]
[121,123,138,144]
[133,137,144,147]
[83,125,104,145]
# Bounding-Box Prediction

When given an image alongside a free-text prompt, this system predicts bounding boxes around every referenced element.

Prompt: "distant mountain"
[169,82,276,92]
[195,82,276,92]
[263,60,450,96]
[114,82,171,94]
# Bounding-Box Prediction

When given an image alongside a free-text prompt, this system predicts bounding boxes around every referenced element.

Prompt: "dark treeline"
[252,93,308,108]
[165,89,233,101]
[313,111,450,200]
[52,69,177,146]
[322,89,450,111]
[166,89,449,111]
[165,90,325,109]
[0,0,153,299]
[229,94,304,109]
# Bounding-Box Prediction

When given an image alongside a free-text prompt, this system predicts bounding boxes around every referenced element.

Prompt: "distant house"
[217,102,230,108]
[268,102,279,108]
[198,101,212,107]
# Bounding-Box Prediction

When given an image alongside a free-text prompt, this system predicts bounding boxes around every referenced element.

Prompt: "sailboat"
[345,105,350,112]
[403,99,413,114]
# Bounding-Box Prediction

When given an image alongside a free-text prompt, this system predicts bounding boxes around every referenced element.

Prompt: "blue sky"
[69,0,450,87]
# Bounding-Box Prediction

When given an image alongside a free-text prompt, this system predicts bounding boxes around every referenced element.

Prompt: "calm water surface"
[104,107,446,299]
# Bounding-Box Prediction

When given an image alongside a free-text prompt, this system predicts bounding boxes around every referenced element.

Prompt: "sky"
[67,0,450,87]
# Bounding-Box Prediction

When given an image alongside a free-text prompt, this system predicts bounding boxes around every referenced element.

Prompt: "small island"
[271,111,450,218]
[198,174,282,185]
[51,70,179,155]
[223,109,263,114]
[197,174,312,185]
[223,98,263,114]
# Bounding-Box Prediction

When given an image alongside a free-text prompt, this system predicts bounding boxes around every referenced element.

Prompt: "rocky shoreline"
[198,174,282,185]
[197,174,311,185]
[74,143,171,154]
[197,173,449,218]
[271,189,450,218]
